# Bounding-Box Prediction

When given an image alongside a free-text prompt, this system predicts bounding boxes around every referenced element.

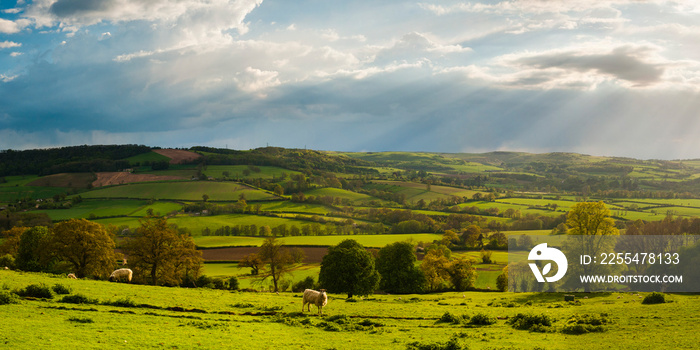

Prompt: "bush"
[560,313,612,334]
[642,292,666,305]
[406,335,468,350]
[211,277,228,290]
[437,312,466,324]
[52,283,72,295]
[104,297,137,308]
[278,279,292,292]
[196,275,214,289]
[469,312,497,326]
[292,276,315,292]
[0,254,15,269]
[67,317,94,324]
[14,284,53,299]
[0,290,18,305]
[228,276,239,291]
[60,294,98,305]
[507,313,554,332]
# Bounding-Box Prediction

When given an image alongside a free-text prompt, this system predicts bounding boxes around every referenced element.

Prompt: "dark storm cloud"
[513,45,666,85]
[49,0,114,18]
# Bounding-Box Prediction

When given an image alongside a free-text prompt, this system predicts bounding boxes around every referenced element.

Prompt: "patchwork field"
[78,181,278,201]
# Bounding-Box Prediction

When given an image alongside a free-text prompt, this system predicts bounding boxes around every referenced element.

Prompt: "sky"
[1,0,700,160]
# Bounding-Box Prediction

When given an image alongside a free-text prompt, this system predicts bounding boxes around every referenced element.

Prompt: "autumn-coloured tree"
[125,216,203,286]
[256,236,295,292]
[0,226,28,257]
[51,219,119,278]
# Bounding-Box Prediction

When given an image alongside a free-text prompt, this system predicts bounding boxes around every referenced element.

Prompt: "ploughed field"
[1,270,699,350]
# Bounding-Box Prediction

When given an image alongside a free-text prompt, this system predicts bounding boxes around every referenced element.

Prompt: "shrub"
[278,279,292,292]
[0,290,18,305]
[67,317,94,324]
[292,276,315,292]
[14,284,53,299]
[196,275,214,289]
[560,313,612,334]
[438,312,465,324]
[0,254,15,269]
[507,313,554,332]
[406,335,468,350]
[52,283,72,295]
[211,277,227,290]
[228,276,239,291]
[61,294,98,305]
[469,312,497,326]
[104,297,137,308]
[642,292,666,305]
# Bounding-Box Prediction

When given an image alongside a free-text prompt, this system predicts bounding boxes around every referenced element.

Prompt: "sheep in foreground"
[302,289,328,315]
[109,268,133,283]
[67,273,77,279]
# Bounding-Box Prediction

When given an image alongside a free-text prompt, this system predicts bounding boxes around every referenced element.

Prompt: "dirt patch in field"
[92,172,185,187]
[153,149,203,165]
[202,246,329,264]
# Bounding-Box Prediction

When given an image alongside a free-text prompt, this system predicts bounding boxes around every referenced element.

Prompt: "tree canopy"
[51,219,119,278]
[318,239,380,298]
[124,216,203,286]
[376,241,424,294]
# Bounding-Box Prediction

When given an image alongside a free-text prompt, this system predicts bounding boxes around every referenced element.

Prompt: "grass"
[1,269,699,349]
[78,181,277,201]
[202,165,302,180]
[35,199,149,220]
[194,233,444,248]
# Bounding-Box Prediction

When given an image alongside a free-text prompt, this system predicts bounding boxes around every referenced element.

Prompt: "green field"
[202,165,302,180]
[194,233,444,248]
[2,270,699,349]
[79,181,277,201]
[368,180,481,203]
[124,151,171,164]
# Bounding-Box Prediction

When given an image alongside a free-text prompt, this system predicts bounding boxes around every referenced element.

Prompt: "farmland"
[3,146,700,349]
[1,270,700,349]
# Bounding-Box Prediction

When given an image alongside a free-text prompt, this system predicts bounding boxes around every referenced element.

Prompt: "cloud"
[234,66,281,94]
[0,18,21,33]
[0,41,22,49]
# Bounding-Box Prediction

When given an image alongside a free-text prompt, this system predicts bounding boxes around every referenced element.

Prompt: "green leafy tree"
[563,201,620,292]
[420,249,450,292]
[51,219,119,278]
[376,242,424,294]
[125,216,203,286]
[447,257,477,291]
[319,239,380,298]
[15,226,54,272]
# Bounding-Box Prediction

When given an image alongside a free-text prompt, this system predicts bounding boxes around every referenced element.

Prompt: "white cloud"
[0,18,21,34]
[0,41,22,49]
[10,52,22,57]
[234,67,281,94]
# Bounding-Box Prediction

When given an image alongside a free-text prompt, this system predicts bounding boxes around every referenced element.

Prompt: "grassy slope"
[79,181,277,201]
[194,233,445,248]
[1,270,699,349]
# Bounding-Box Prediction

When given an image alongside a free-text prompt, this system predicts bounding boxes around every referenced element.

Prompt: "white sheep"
[3,266,8,270]
[109,268,133,283]
[67,273,77,279]
[302,289,328,315]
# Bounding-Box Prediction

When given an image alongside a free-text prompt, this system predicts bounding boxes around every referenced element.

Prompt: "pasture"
[194,233,445,248]
[1,270,699,349]
[78,181,277,201]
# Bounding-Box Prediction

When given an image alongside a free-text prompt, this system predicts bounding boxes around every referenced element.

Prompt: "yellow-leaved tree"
[51,219,120,278]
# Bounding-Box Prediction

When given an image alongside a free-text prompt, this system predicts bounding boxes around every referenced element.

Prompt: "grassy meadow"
[2,270,699,350]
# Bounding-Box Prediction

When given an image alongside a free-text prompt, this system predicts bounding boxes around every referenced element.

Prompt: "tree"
[256,237,295,292]
[0,226,28,257]
[376,242,424,294]
[240,253,263,275]
[496,266,508,292]
[563,201,620,291]
[420,249,450,292]
[15,226,54,272]
[318,239,380,298]
[273,184,284,196]
[202,194,209,202]
[447,257,477,291]
[124,216,203,286]
[51,219,119,278]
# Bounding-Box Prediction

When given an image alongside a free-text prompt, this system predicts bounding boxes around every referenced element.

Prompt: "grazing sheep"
[3,266,8,270]
[302,289,328,315]
[67,273,77,279]
[109,268,133,283]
